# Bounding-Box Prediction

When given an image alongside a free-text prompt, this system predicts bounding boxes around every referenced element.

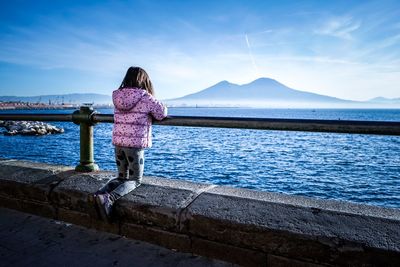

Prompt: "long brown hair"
[119,66,154,96]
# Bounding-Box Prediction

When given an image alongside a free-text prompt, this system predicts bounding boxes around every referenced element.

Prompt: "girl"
[94,66,167,221]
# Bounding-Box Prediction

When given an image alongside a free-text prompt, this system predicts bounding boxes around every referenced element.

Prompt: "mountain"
[369,97,400,104]
[166,78,356,108]
[2,81,398,108]
[0,93,112,105]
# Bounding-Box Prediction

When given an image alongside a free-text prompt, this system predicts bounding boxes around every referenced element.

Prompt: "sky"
[0,0,399,101]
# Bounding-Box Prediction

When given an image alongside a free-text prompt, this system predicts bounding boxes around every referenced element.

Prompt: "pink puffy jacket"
[112,88,167,148]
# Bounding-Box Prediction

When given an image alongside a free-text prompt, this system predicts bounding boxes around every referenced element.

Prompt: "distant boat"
[83,102,94,107]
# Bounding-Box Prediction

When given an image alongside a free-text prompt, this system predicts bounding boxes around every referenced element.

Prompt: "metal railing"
[1,106,399,172]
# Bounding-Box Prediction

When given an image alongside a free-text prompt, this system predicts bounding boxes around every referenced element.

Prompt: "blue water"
[1,108,399,208]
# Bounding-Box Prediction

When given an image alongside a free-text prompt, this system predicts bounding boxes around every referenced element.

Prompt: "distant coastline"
[0,102,113,110]
[0,102,76,110]
[2,76,400,110]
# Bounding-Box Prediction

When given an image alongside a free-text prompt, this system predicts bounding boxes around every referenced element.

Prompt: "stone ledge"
[185,185,400,265]
[0,160,73,202]
[0,159,399,267]
[116,178,214,231]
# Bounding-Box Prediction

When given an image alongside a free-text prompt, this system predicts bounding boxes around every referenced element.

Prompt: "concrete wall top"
[0,159,399,266]
[0,159,71,184]
[202,185,400,220]
[187,185,400,253]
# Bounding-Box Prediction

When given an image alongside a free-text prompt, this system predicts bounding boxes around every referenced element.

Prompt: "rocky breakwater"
[0,121,64,136]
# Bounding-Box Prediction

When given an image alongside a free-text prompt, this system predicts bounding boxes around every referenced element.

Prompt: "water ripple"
[1,108,399,208]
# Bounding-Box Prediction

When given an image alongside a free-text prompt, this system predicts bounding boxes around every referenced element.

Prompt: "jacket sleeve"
[146,94,168,121]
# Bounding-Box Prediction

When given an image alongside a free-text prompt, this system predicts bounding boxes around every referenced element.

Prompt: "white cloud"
[315,16,361,40]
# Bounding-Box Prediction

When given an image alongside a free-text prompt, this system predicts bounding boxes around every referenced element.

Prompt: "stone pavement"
[0,208,236,267]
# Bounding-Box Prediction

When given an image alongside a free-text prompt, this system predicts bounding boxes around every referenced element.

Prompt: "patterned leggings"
[97,146,144,200]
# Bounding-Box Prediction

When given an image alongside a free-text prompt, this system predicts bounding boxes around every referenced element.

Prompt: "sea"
[1,108,399,209]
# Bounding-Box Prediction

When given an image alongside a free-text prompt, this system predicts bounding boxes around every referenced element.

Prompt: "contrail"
[245,34,260,76]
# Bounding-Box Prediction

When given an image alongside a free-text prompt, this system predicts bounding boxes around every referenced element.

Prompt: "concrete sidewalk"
[0,208,235,267]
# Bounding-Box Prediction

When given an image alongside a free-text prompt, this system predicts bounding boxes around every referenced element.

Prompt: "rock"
[1,121,64,136]
[4,130,18,136]
[37,128,47,135]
